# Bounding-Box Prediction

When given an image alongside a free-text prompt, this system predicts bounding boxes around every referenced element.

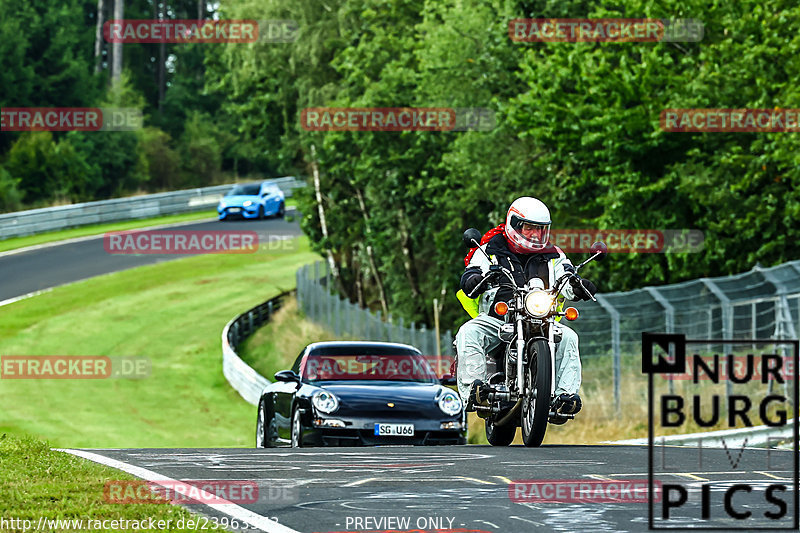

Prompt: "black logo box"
[643,332,799,530]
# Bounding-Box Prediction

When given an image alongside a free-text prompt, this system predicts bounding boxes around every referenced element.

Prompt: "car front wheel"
[291,407,303,448]
[256,400,267,447]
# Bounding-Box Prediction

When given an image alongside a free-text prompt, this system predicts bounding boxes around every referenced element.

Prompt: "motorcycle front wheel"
[521,339,552,447]
[485,419,517,446]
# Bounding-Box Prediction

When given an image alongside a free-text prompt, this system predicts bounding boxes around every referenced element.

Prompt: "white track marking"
[56,449,301,533]
[510,516,544,526]
[0,288,53,308]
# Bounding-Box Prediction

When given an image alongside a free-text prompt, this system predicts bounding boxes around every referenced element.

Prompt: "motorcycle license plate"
[228,208,241,213]
[374,423,414,436]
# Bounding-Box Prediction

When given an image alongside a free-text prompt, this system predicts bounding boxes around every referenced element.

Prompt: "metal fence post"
[757,265,799,403]
[314,262,321,321]
[595,294,621,415]
[702,278,733,408]
[334,295,341,337]
[296,267,303,311]
[646,287,676,396]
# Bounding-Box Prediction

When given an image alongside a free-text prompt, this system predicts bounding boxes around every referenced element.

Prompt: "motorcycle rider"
[455,197,597,419]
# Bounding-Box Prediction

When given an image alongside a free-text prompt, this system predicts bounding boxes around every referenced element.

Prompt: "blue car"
[217,181,286,220]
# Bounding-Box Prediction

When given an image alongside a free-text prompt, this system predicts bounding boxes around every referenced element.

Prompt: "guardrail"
[0,176,303,240]
[222,291,292,405]
[609,422,796,449]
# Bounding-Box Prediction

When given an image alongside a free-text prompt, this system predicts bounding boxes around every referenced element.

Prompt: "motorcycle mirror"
[590,241,608,260]
[463,228,482,249]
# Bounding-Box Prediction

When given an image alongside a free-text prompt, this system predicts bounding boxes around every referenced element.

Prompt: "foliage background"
[1,0,797,331]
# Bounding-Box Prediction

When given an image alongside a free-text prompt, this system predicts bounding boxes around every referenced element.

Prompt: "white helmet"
[504,197,551,253]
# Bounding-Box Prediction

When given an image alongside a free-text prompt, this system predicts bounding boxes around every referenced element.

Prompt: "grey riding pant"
[454,314,581,403]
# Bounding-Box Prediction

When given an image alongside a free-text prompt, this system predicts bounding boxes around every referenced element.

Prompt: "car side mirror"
[440,374,456,386]
[274,370,300,383]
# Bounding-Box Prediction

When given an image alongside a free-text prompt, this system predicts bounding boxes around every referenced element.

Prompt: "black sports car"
[255,341,466,447]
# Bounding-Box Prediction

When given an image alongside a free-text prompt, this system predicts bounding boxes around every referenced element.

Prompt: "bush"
[179,112,222,186]
[0,165,22,212]
[136,127,181,191]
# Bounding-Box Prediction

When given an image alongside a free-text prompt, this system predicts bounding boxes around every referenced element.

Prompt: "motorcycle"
[460,228,607,447]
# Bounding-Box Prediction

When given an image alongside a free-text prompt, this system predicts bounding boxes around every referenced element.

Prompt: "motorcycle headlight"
[312,391,339,414]
[243,200,253,207]
[524,290,556,318]
[438,391,462,416]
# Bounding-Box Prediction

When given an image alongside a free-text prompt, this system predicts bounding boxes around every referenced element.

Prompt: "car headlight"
[243,200,253,207]
[524,290,556,318]
[438,391,462,416]
[312,391,339,414]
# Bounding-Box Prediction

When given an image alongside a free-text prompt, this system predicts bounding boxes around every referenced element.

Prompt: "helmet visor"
[510,215,550,249]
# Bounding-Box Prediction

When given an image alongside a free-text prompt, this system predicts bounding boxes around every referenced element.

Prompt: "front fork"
[513,304,557,403]
[515,295,525,397]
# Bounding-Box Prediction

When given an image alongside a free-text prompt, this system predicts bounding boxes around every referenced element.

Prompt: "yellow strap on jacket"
[456,289,480,319]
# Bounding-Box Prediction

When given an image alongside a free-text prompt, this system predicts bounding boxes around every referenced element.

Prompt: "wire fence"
[297,259,800,414]
[296,262,455,359]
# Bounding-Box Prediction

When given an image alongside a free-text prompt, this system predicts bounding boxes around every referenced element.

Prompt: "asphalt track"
[5,212,798,532]
[0,214,302,302]
[62,444,797,533]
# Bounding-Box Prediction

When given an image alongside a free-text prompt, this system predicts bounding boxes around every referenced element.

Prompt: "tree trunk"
[111,0,123,85]
[94,0,105,73]
[310,144,343,295]
[355,267,364,308]
[355,187,389,315]
[157,0,166,112]
[398,206,421,301]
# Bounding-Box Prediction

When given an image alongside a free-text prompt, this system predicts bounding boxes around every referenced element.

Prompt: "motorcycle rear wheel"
[485,419,517,446]
[521,339,552,447]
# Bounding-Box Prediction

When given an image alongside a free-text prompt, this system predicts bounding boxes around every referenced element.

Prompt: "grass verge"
[0,434,220,532]
[238,297,337,379]
[0,236,317,448]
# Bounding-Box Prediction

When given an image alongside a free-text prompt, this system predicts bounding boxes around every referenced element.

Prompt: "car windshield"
[301,352,439,383]
[226,184,260,196]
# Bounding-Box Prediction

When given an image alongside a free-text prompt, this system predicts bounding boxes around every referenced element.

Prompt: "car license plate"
[374,423,414,436]
[228,207,241,213]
